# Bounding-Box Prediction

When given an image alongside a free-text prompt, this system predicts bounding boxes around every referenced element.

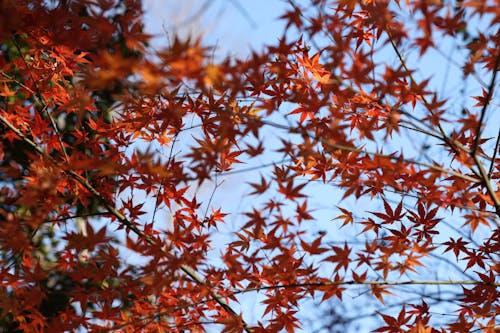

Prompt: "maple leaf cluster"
[0,0,499,333]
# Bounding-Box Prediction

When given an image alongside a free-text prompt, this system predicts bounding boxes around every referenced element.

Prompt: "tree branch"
[488,125,500,177]
[472,52,500,155]
[232,279,500,295]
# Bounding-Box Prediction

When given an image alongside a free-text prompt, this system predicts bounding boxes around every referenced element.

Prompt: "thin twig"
[151,133,179,227]
[203,173,224,222]
[43,212,110,223]
[488,125,500,177]
[468,52,500,220]
[472,52,500,155]
[217,157,292,176]
[227,0,257,28]
[232,279,500,295]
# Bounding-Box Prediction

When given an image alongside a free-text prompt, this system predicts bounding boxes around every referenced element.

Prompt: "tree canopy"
[0,0,499,332]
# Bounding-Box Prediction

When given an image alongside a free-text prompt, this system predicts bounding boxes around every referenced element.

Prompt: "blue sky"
[143,0,289,56]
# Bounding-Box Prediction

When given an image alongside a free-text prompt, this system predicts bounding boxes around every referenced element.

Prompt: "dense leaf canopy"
[0,0,499,332]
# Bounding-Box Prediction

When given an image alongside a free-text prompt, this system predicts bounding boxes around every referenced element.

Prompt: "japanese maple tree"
[0,0,499,333]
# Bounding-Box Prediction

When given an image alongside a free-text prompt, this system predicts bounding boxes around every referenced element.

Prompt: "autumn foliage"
[0,0,499,332]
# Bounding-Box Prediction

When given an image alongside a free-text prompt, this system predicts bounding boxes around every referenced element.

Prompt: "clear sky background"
[143,0,289,56]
